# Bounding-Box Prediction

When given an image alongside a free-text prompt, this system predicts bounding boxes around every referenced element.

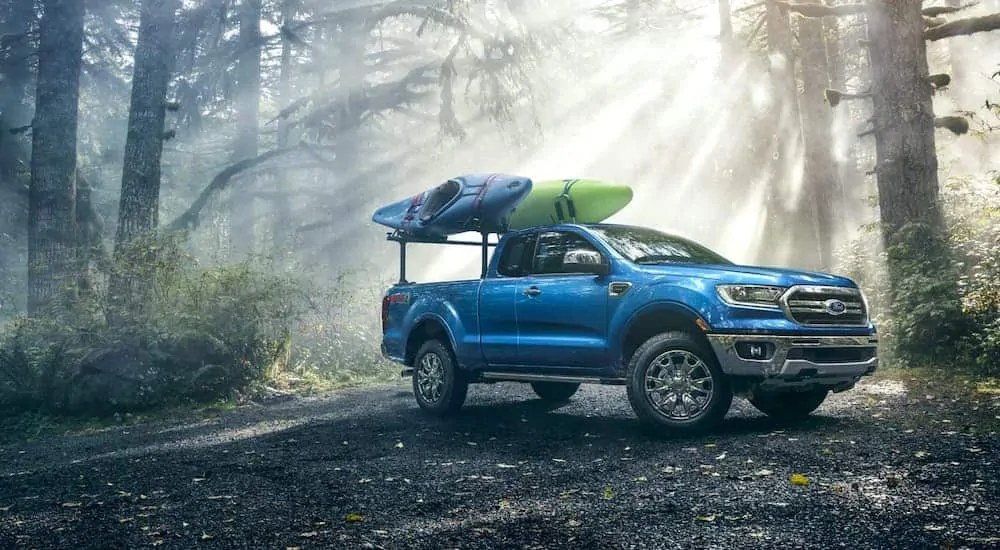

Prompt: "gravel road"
[1,374,998,549]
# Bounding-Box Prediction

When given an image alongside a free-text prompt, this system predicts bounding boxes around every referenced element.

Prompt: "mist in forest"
[1,0,999,316]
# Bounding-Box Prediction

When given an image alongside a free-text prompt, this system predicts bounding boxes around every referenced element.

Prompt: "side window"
[497,234,535,277]
[531,231,605,275]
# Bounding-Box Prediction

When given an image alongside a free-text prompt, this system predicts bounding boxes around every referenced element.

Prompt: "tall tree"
[796,0,842,270]
[228,0,262,259]
[26,0,85,314]
[780,0,1000,360]
[758,0,803,267]
[110,0,179,307]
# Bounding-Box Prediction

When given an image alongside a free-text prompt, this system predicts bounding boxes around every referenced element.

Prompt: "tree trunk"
[26,0,84,314]
[866,0,964,359]
[0,0,35,315]
[796,1,843,270]
[228,0,262,259]
[272,0,296,268]
[110,0,179,309]
[758,0,804,267]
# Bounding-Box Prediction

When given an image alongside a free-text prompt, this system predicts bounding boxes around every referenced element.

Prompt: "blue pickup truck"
[379,223,878,434]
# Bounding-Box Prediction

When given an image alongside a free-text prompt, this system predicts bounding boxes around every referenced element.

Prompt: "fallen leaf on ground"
[346,513,364,522]
[394,442,404,449]
[914,451,929,458]
[696,514,717,522]
[498,499,511,509]
[790,474,809,486]
[602,486,614,500]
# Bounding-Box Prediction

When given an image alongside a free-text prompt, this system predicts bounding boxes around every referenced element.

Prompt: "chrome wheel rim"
[644,349,714,421]
[416,352,446,403]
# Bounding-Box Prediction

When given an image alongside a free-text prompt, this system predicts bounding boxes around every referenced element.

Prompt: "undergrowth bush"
[0,231,394,417]
[837,171,1000,373]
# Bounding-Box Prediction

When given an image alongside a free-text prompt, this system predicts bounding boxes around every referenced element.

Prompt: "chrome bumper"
[706,334,878,385]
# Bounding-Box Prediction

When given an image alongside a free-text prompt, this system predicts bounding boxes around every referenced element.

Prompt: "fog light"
[735,341,775,360]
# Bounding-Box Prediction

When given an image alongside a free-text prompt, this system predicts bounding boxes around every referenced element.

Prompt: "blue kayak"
[372,173,533,238]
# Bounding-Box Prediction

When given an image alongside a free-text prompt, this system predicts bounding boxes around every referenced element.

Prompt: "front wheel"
[748,389,828,422]
[626,331,732,435]
[412,339,468,416]
[530,381,580,402]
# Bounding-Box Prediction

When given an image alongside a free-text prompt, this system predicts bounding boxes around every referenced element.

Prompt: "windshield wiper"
[633,255,685,264]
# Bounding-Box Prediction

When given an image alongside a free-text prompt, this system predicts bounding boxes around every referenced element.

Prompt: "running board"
[478,372,626,385]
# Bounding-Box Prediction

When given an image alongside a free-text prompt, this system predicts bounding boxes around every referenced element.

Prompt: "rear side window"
[497,234,534,277]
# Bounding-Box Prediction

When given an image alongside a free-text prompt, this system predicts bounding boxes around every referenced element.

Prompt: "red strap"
[401,193,424,230]
[464,174,497,229]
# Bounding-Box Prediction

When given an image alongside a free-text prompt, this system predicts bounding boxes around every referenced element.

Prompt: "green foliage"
[839,174,1000,371]
[0,232,391,417]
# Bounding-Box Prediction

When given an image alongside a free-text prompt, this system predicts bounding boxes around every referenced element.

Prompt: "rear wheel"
[748,389,828,422]
[530,381,580,402]
[412,339,468,415]
[626,331,732,435]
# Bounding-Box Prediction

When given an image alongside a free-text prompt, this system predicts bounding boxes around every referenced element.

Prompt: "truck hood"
[638,263,858,288]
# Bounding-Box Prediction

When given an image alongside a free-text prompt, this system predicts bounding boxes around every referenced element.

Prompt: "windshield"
[589,226,733,266]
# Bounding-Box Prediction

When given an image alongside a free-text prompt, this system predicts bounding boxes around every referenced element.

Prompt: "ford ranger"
[379,223,878,434]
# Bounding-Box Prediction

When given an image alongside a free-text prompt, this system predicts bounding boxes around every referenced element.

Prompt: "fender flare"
[614,300,710,358]
[404,312,459,361]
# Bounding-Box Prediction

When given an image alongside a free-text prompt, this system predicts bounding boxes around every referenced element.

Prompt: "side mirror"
[563,249,610,276]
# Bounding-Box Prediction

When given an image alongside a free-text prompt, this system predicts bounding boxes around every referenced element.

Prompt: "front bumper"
[706,333,878,389]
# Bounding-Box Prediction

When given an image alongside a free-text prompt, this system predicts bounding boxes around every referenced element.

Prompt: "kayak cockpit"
[419,179,462,223]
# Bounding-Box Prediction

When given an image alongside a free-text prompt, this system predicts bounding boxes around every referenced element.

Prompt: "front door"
[515,230,610,368]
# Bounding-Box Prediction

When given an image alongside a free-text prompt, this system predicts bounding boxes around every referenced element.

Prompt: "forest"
[0,0,999,418]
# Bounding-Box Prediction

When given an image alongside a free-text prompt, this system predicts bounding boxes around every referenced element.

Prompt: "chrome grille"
[780,286,868,326]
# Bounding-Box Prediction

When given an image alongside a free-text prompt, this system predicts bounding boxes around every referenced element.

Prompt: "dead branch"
[934,115,970,135]
[925,12,1000,40]
[745,12,768,45]
[825,88,871,107]
[773,1,866,17]
[167,145,306,231]
[922,3,978,17]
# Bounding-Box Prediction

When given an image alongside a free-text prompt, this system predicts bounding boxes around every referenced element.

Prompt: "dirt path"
[1,375,998,549]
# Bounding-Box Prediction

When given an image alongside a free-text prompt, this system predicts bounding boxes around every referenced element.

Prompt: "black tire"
[412,339,468,416]
[530,381,580,402]
[748,389,828,422]
[626,331,733,435]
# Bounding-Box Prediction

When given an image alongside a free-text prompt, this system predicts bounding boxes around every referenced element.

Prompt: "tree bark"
[109,0,179,312]
[796,0,843,270]
[272,0,296,267]
[0,0,35,315]
[866,0,964,356]
[759,0,804,267]
[27,0,85,314]
[228,0,262,259]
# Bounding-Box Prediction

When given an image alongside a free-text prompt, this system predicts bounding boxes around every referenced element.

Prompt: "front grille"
[781,286,868,326]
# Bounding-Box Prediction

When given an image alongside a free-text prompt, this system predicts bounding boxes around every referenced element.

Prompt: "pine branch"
[167,145,307,231]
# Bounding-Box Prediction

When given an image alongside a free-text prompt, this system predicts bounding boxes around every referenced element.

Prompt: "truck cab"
[380,223,878,435]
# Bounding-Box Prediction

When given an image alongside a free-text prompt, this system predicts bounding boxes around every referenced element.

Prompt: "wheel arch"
[405,314,458,366]
[617,301,716,368]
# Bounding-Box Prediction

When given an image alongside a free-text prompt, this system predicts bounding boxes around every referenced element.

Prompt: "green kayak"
[506,179,634,230]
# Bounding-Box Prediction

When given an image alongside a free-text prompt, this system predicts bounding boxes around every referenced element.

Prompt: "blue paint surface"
[380,223,877,376]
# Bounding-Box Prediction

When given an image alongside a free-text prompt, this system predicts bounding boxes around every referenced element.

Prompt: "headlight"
[716,285,786,308]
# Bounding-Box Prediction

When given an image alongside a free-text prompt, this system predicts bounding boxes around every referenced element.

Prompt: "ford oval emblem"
[824,299,847,315]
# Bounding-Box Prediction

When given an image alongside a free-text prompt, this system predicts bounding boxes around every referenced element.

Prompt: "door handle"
[523,286,542,297]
